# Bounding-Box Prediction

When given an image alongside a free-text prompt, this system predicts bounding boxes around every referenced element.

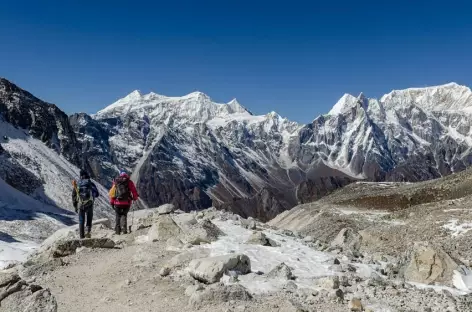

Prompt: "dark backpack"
[77,179,94,207]
[115,176,131,200]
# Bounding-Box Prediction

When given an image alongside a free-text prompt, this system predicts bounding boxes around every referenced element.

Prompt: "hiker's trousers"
[79,205,93,238]
[113,205,130,234]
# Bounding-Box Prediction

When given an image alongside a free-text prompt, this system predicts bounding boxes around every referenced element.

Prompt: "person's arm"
[90,182,100,198]
[71,188,78,212]
[129,181,139,201]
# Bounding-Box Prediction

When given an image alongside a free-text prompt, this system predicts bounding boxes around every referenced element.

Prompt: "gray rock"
[159,267,171,277]
[166,237,185,251]
[156,204,176,215]
[147,215,181,242]
[165,248,211,271]
[245,232,280,247]
[51,238,115,258]
[267,263,294,280]
[188,254,251,284]
[401,242,458,286]
[331,228,362,255]
[0,270,20,287]
[240,219,257,230]
[185,284,205,297]
[180,219,225,245]
[188,284,252,309]
[316,276,340,289]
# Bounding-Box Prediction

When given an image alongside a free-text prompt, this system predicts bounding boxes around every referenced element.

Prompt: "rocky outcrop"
[51,238,116,258]
[187,254,251,284]
[330,228,363,256]
[267,263,294,280]
[148,215,182,242]
[0,78,79,166]
[245,232,280,247]
[400,242,459,286]
[0,269,57,312]
[188,283,252,309]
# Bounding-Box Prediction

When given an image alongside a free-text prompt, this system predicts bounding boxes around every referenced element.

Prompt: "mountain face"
[3,77,472,223]
[0,78,112,267]
[70,82,472,221]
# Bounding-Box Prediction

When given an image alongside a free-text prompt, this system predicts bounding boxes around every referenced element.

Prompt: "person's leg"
[85,206,93,238]
[121,206,130,234]
[78,208,85,239]
[115,206,121,235]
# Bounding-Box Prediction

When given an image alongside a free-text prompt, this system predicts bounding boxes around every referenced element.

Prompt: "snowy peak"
[328,92,369,116]
[328,83,472,117]
[380,82,472,112]
[95,89,256,124]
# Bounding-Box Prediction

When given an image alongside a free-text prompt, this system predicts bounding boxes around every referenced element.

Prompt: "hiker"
[72,169,99,239]
[109,170,139,235]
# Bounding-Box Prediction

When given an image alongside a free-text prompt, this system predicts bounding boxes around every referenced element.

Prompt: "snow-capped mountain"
[72,82,472,220]
[0,78,112,267]
[4,76,472,224]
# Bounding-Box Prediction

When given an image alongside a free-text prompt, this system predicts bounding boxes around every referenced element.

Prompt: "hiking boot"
[85,232,91,238]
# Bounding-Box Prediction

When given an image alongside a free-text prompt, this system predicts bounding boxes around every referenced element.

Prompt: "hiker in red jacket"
[109,170,139,235]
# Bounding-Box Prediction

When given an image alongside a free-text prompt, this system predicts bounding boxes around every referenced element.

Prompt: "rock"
[349,298,364,311]
[331,228,362,255]
[159,267,171,277]
[185,284,205,297]
[188,254,251,284]
[334,258,341,265]
[0,278,57,312]
[245,232,280,247]
[303,236,315,243]
[333,288,344,302]
[0,270,20,287]
[147,215,181,242]
[165,237,184,251]
[189,284,252,309]
[267,263,294,280]
[180,220,225,245]
[156,204,176,215]
[165,248,211,271]
[316,276,340,289]
[401,242,458,286]
[172,213,198,227]
[51,238,115,258]
[240,219,257,230]
[283,281,298,292]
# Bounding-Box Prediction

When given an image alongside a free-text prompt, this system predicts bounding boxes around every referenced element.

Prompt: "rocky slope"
[0,78,113,268]
[70,82,472,220]
[3,205,471,312]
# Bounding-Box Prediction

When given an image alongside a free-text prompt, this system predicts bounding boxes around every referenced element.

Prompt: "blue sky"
[1,0,472,123]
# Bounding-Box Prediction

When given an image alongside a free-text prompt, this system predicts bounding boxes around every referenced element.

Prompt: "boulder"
[51,238,115,258]
[166,237,185,251]
[240,219,257,230]
[245,232,279,247]
[401,242,458,286]
[267,263,294,280]
[349,298,364,311]
[188,283,252,309]
[331,228,362,255]
[0,270,20,287]
[164,248,211,271]
[188,254,251,284]
[315,276,340,289]
[156,204,176,215]
[180,220,225,245]
[147,215,181,242]
[172,213,198,227]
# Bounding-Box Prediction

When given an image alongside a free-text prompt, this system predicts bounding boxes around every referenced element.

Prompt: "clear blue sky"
[1,0,471,123]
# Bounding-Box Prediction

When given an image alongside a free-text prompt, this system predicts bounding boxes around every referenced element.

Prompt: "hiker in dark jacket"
[72,169,99,239]
[108,170,139,235]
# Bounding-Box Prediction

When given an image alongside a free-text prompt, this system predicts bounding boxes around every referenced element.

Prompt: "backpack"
[77,179,94,207]
[114,176,131,200]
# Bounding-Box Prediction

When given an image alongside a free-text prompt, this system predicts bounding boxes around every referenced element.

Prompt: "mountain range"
[2,78,472,224]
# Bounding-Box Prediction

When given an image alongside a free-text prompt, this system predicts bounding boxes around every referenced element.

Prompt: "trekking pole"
[129,202,135,233]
